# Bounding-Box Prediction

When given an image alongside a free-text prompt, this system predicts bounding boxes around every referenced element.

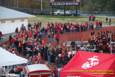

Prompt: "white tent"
[0,47,28,66]
[0,6,34,34]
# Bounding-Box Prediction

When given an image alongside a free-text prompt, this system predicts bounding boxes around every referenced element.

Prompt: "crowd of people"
[89,31,114,53]
[0,16,114,77]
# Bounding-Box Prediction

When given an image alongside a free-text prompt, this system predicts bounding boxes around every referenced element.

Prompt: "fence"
[80,11,115,16]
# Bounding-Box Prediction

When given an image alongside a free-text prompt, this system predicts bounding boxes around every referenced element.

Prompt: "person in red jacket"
[0,31,3,40]
[54,33,60,43]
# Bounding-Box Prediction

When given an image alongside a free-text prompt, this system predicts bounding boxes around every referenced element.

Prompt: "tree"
[80,0,115,13]
[106,0,115,11]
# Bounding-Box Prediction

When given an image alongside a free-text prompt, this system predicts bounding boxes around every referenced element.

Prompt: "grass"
[29,15,115,27]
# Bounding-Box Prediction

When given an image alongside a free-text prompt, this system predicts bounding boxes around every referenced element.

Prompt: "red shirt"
[28,31,32,38]
[54,34,60,39]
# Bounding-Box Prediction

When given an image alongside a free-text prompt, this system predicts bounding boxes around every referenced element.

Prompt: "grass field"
[29,15,115,27]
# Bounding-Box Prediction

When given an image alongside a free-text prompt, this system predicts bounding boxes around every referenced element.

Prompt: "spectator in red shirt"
[54,33,60,43]
[89,15,92,21]
[36,52,43,64]
[92,15,96,21]
[0,31,3,40]
[28,30,33,39]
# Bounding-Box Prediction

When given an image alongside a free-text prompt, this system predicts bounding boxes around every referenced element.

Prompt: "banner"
[60,51,115,77]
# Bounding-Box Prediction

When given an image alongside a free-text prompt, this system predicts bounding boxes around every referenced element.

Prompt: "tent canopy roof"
[25,64,51,73]
[60,51,115,77]
[0,6,34,20]
[0,47,28,66]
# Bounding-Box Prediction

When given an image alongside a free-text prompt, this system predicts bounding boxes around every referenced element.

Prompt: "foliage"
[81,0,115,12]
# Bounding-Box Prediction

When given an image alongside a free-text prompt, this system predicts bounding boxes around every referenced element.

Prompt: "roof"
[0,47,28,66]
[0,6,34,20]
[26,64,51,73]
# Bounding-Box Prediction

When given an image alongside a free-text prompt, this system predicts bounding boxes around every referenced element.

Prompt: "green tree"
[106,0,115,11]
[80,0,115,12]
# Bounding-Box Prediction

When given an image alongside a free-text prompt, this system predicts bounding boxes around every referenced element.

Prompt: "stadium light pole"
[41,0,43,14]
[17,0,18,8]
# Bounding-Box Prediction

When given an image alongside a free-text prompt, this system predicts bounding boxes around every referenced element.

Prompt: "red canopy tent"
[60,51,115,77]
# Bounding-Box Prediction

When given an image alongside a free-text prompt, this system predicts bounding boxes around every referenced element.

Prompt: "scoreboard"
[54,0,75,1]
[50,0,80,2]
[50,0,80,15]
[50,0,80,6]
